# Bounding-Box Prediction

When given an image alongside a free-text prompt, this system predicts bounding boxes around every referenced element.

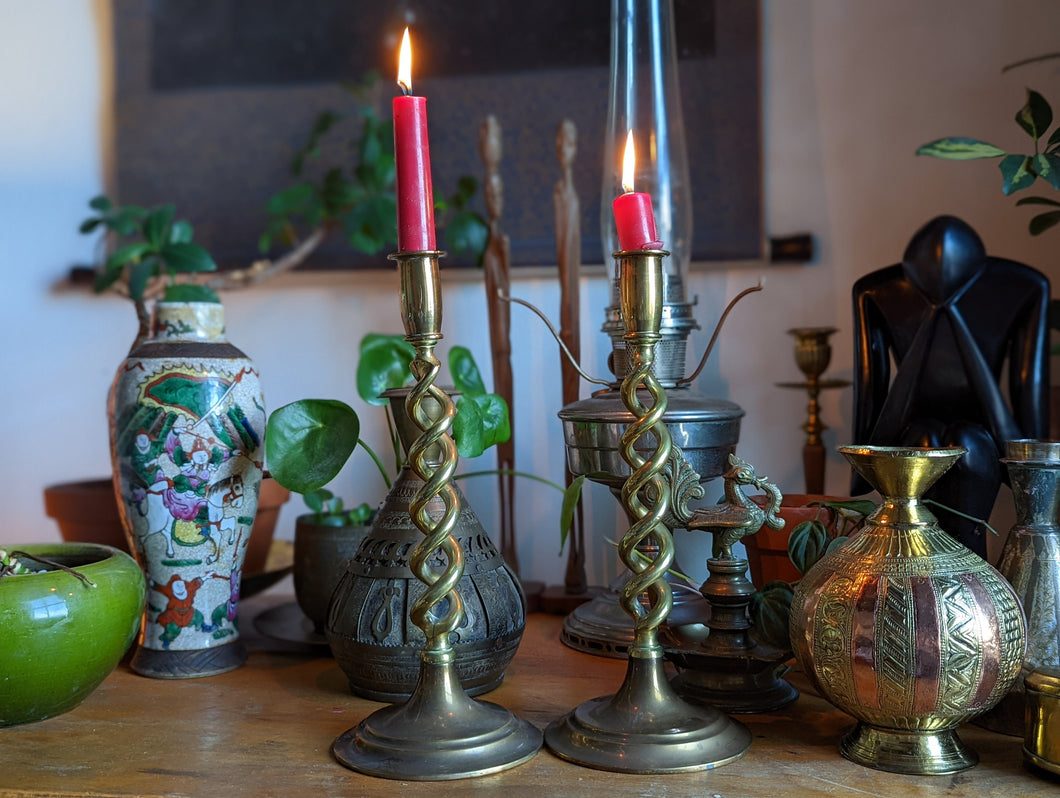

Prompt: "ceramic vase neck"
[152,302,227,343]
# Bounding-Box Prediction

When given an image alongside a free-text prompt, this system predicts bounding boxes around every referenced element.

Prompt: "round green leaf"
[357,335,413,405]
[265,399,360,494]
[160,242,217,274]
[163,283,221,303]
[449,346,486,396]
[452,395,485,458]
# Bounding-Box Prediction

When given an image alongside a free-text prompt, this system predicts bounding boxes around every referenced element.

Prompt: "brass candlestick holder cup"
[545,249,751,773]
[331,251,541,780]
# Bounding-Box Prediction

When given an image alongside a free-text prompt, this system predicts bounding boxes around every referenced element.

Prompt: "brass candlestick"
[332,251,541,780]
[775,327,850,494]
[545,250,751,773]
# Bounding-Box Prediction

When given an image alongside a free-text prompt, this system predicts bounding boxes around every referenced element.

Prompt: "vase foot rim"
[129,640,247,679]
[840,723,977,775]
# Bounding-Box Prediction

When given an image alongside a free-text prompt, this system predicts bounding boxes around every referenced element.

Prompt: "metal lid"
[558,388,744,424]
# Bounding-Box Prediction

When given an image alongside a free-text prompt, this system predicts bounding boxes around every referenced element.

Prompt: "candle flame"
[397,27,412,94]
[621,130,635,193]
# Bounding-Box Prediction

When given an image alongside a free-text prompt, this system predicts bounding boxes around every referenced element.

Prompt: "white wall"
[3,1,1058,585]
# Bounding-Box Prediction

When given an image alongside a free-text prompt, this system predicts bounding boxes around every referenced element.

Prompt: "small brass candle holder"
[775,326,850,494]
[332,251,542,780]
[545,249,751,773]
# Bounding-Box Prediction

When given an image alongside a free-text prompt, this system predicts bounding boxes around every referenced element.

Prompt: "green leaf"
[88,195,112,212]
[812,499,876,517]
[1000,154,1037,194]
[168,220,194,244]
[788,519,828,576]
[445,210,490,265]
[342,194,397,254]
[160,242,217,274]
[106,242,153,269]
[1030,210,1060,236]
[1048,126,1060,152]
[559,475,586,554]
[449,346,487,396]
[916,137,1007,160]
[452,396,485,458]
[825,535,849,556]
[265,399,360,494]
[453,393,510,458]
[79,218,102,234]
[128,257,159,301]
[303,489,328,513]
[1016,195,1060,208]
[750,580,795,650]
[1016,89,1053,141]
[356,334,414,405]
[143,205,175,248]
[93,263,125,293]
[345,502,373,525]
[267,183,316,216]
[109,207,146,236]
[321,168,360,212]
[1036,153,1060,190]
[450,175,478,209]
[163,283,221,303]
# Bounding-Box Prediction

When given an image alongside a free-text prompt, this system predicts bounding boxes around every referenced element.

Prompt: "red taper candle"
[393,28,437,252]
[612,130,662,251]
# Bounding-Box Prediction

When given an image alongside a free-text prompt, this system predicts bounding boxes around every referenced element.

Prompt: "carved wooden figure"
[553,119,587,594]
[852,215,1050,557]
[479,115,518,573]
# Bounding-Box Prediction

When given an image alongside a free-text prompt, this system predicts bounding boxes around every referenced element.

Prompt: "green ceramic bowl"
[0,543,146,726]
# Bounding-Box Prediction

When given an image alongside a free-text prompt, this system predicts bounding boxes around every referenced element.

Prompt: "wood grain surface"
[1,592,1056,797]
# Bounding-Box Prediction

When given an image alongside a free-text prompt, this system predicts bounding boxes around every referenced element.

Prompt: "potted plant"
[265,333,582,698]
[0,544,146,725]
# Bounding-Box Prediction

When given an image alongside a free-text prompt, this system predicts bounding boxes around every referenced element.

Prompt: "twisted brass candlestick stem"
[618,309,673,658]
[545,250,751,773]
[333,251,540,780]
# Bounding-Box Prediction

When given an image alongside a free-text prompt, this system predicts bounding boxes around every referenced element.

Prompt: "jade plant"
[266,334,583,536]
[79,197,220,348]
[259,74,489,266]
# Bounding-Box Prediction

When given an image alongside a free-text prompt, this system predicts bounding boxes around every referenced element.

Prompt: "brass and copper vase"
[979,439,1060,736]
[327,390,525,701]
[790,445,1026,775]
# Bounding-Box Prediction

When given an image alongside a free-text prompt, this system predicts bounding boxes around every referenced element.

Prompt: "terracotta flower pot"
[745,494,847,585]
[43,478,129,553]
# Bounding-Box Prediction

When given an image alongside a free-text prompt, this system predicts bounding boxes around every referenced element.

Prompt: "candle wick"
[398,81,412,97]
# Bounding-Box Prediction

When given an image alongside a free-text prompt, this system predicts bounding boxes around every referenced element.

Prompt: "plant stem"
[455,468,566,494]
[357,438,392,491]
[924,499,1000,536]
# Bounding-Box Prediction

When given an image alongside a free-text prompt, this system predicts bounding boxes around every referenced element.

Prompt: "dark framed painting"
[113,0,760,269]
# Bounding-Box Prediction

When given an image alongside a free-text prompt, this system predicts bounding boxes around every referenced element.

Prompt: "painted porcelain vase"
[790,445,1026,775]
[109,301,265,678]
[326,388,526,702]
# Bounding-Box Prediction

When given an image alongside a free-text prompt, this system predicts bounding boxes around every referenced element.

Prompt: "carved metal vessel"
[664,454,798,713]
[790,445,1026,774]
[326,388,525,702]
[979,439,1060,735]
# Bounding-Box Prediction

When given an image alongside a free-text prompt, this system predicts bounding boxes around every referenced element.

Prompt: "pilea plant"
[265,334,583,536]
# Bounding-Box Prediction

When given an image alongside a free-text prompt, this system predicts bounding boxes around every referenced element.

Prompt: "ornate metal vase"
[979,439,1060,736]
[790,445,1026,775]
[109,302,265,678]
[326,389,526,702]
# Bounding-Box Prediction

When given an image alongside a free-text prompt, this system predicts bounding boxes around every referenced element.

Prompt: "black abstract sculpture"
[852,215,1050,556]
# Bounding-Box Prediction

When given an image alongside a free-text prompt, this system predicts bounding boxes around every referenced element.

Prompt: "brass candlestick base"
[332,251,541,780]
[545,250,751,773]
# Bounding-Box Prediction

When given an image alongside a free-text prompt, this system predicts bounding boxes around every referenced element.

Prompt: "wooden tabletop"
[2,593,1057,798]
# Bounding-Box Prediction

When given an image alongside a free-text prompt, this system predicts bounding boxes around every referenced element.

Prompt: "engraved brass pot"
[326,388,525,702]
[790,445,1026,775]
